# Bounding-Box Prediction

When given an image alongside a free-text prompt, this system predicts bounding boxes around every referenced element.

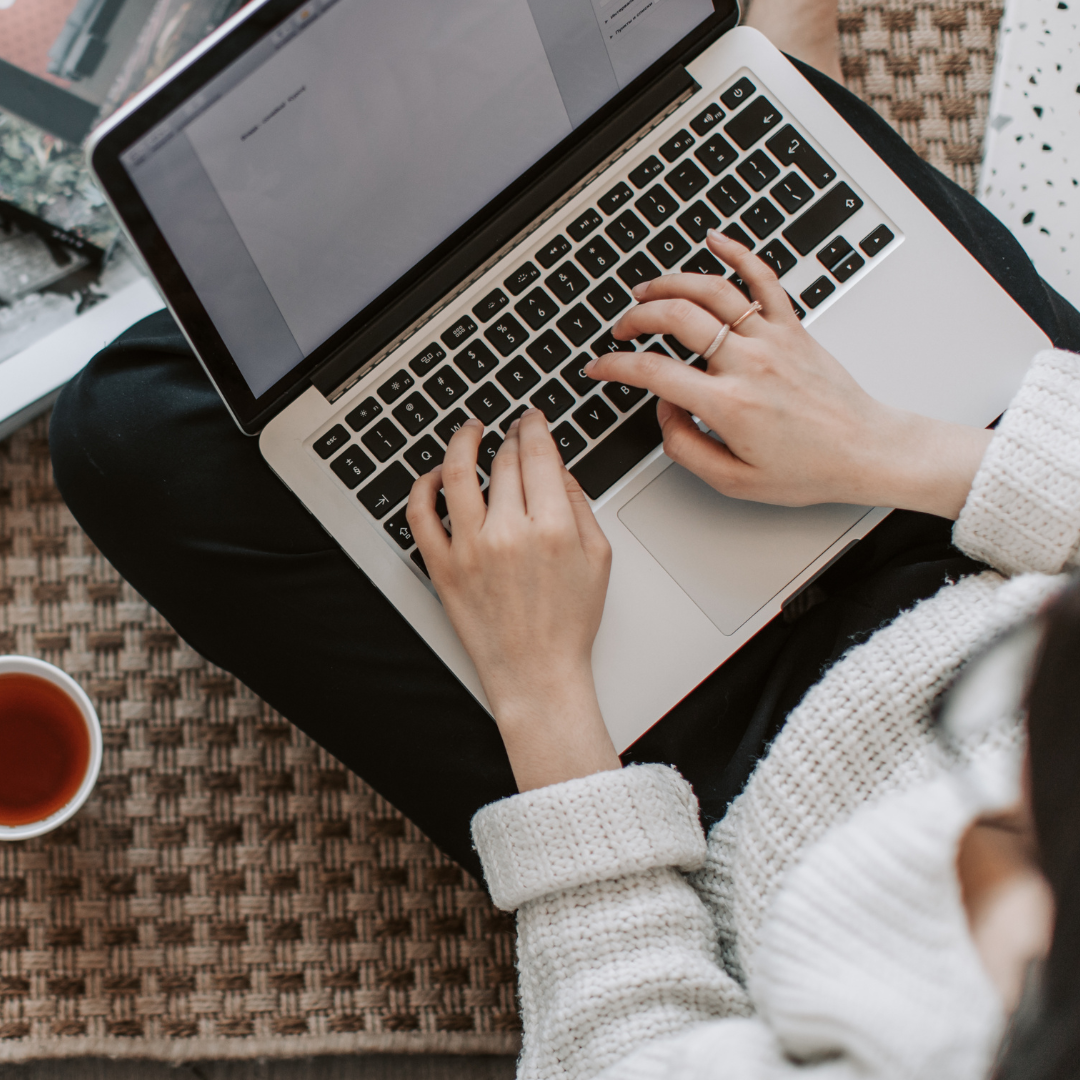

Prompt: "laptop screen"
[120,0,715,399]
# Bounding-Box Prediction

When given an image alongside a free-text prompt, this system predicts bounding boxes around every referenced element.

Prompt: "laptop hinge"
[312,63,699,403]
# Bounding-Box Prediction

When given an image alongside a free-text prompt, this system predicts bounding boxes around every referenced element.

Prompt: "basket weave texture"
[0,0,1001,1058]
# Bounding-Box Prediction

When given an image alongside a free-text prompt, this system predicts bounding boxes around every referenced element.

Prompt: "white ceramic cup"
[0,655,103,841]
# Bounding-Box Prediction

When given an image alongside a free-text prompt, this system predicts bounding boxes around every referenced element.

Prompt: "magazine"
[0,0,247,434]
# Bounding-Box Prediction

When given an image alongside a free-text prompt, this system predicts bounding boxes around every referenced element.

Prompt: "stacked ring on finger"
[702,300,763,361]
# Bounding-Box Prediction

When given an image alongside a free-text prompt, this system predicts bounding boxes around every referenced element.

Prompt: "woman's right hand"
[587,231,991,520]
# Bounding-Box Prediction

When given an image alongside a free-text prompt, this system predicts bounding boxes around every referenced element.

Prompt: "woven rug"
[0,416,520,1061]
[0,1,1002,1061]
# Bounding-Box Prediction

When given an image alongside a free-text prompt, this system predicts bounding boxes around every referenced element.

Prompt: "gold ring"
[730,300,763,331]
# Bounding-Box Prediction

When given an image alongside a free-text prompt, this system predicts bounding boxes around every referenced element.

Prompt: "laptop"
[86,0,1049,752]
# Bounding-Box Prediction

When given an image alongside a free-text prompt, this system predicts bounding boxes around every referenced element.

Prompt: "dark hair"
[997,576,1080,1080]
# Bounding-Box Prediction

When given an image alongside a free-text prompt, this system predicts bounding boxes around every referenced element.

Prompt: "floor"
[2,1054,518,1080]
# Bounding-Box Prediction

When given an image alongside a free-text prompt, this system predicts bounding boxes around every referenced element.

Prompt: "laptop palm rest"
[618,464,871,635]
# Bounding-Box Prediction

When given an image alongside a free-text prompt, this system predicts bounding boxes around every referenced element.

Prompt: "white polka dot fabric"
[979,0,1080,310]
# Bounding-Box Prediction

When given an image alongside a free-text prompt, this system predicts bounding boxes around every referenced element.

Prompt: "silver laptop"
[87,0,1049,752]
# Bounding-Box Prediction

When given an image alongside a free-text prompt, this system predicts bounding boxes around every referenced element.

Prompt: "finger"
[610,297,723,357]
[705,230,793,320]
[406,467,451,573]
[516,409,576,524]
[616,273,761,336]
[562,469,612,571]
[655,399,751,495]
[487,419,525,517]
[584,348,720,419]
[441,419,487,534]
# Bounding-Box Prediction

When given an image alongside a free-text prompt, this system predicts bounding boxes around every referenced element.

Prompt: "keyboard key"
[345,397,382,431]
[676,201,721,242]
[617,251,662,289]
[485,315,529,356]
[537,235,571,268]
[647,227,692,268]
[771,172,815,214]
[729,271,752,298]
[377,370,414,403]
[551,422,587,464]
[570,402,662,499]
[515,287,560,330]
[787,291,807,320]
[736,149,780,192]
[403,435,445,475]
[721,223,756,251]
[476,431,503,475]
[393,393,438,436]
[473,288,508,322]
[330,444,376,488]
[628,155,665,188]
[561,354,600,396]
[408,343,446,376]
[603,381,648,412]
[740,197,784,239]
[435,408,469,444]
[545,262,590,303]
[690,101,725,136]
[383,508,415,550]
[725,97,783,150]
[694,133,739,176]
[362,418,407,461]
[411,548,429,577]
[664,334,694,360]
[635,185,680,227]
[526,329,571,372]
[681,249,726,276]
[440,316,477,350]
[831,250,865,282]
[598,181,634,215]
[499,404,528,433]
[572,395,618,438]
[759,239,797,278]
[643,342,672,358]
[587,279,632,321]
[497,356,542,398]
[423,366,468,409]
[720,77,755,110]
[454,339,500,382]
[557,305,602,347]
[465,384,510,424]
[782,182,863,255]
[314,424,349,459]
[666,159,709,201]
[605,210,649,253]
[591,330,633,356]
[800,276,836,309]
[817,236,853,270]
[860,224,895,257]
[659,129,695,162]
[576,237,621,278]
[765,126,836,189]
[530,379,575,422]
[707,175,751,217]
[504,262,540,295]
[358,461,414,519]
[567,208,602,242]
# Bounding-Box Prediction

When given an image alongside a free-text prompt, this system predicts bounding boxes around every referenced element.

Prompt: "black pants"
[50,62,1080,882]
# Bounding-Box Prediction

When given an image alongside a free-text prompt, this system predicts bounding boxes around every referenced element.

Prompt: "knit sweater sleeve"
[954,348,1080,574]
[472,764,753,1080]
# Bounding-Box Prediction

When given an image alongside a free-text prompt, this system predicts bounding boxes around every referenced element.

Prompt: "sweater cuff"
[472,764,706,911]
[954,349,1080,575]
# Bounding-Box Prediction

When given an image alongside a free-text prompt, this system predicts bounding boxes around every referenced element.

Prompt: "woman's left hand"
[406,409,620,792]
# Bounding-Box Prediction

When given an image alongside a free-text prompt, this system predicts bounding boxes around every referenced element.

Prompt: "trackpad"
[618,464,871,635]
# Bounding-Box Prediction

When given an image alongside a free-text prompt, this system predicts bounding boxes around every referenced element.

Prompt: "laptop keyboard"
[309,69,899,581]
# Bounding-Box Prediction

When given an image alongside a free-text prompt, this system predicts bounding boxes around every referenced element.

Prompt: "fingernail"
[583,358,597,373]
[463,418,483,429]
[523,407,541,417]
[631,281,650,299]
[509,418,521,431]
[708,228,746,252]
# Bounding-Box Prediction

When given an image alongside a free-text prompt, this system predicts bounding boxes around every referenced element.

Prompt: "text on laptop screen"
[121,0,715,398]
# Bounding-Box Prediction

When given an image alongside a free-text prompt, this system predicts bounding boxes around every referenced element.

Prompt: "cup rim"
[0,655,103,840]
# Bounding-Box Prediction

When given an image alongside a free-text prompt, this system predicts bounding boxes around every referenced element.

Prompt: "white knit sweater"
[471,348,1080,1080]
